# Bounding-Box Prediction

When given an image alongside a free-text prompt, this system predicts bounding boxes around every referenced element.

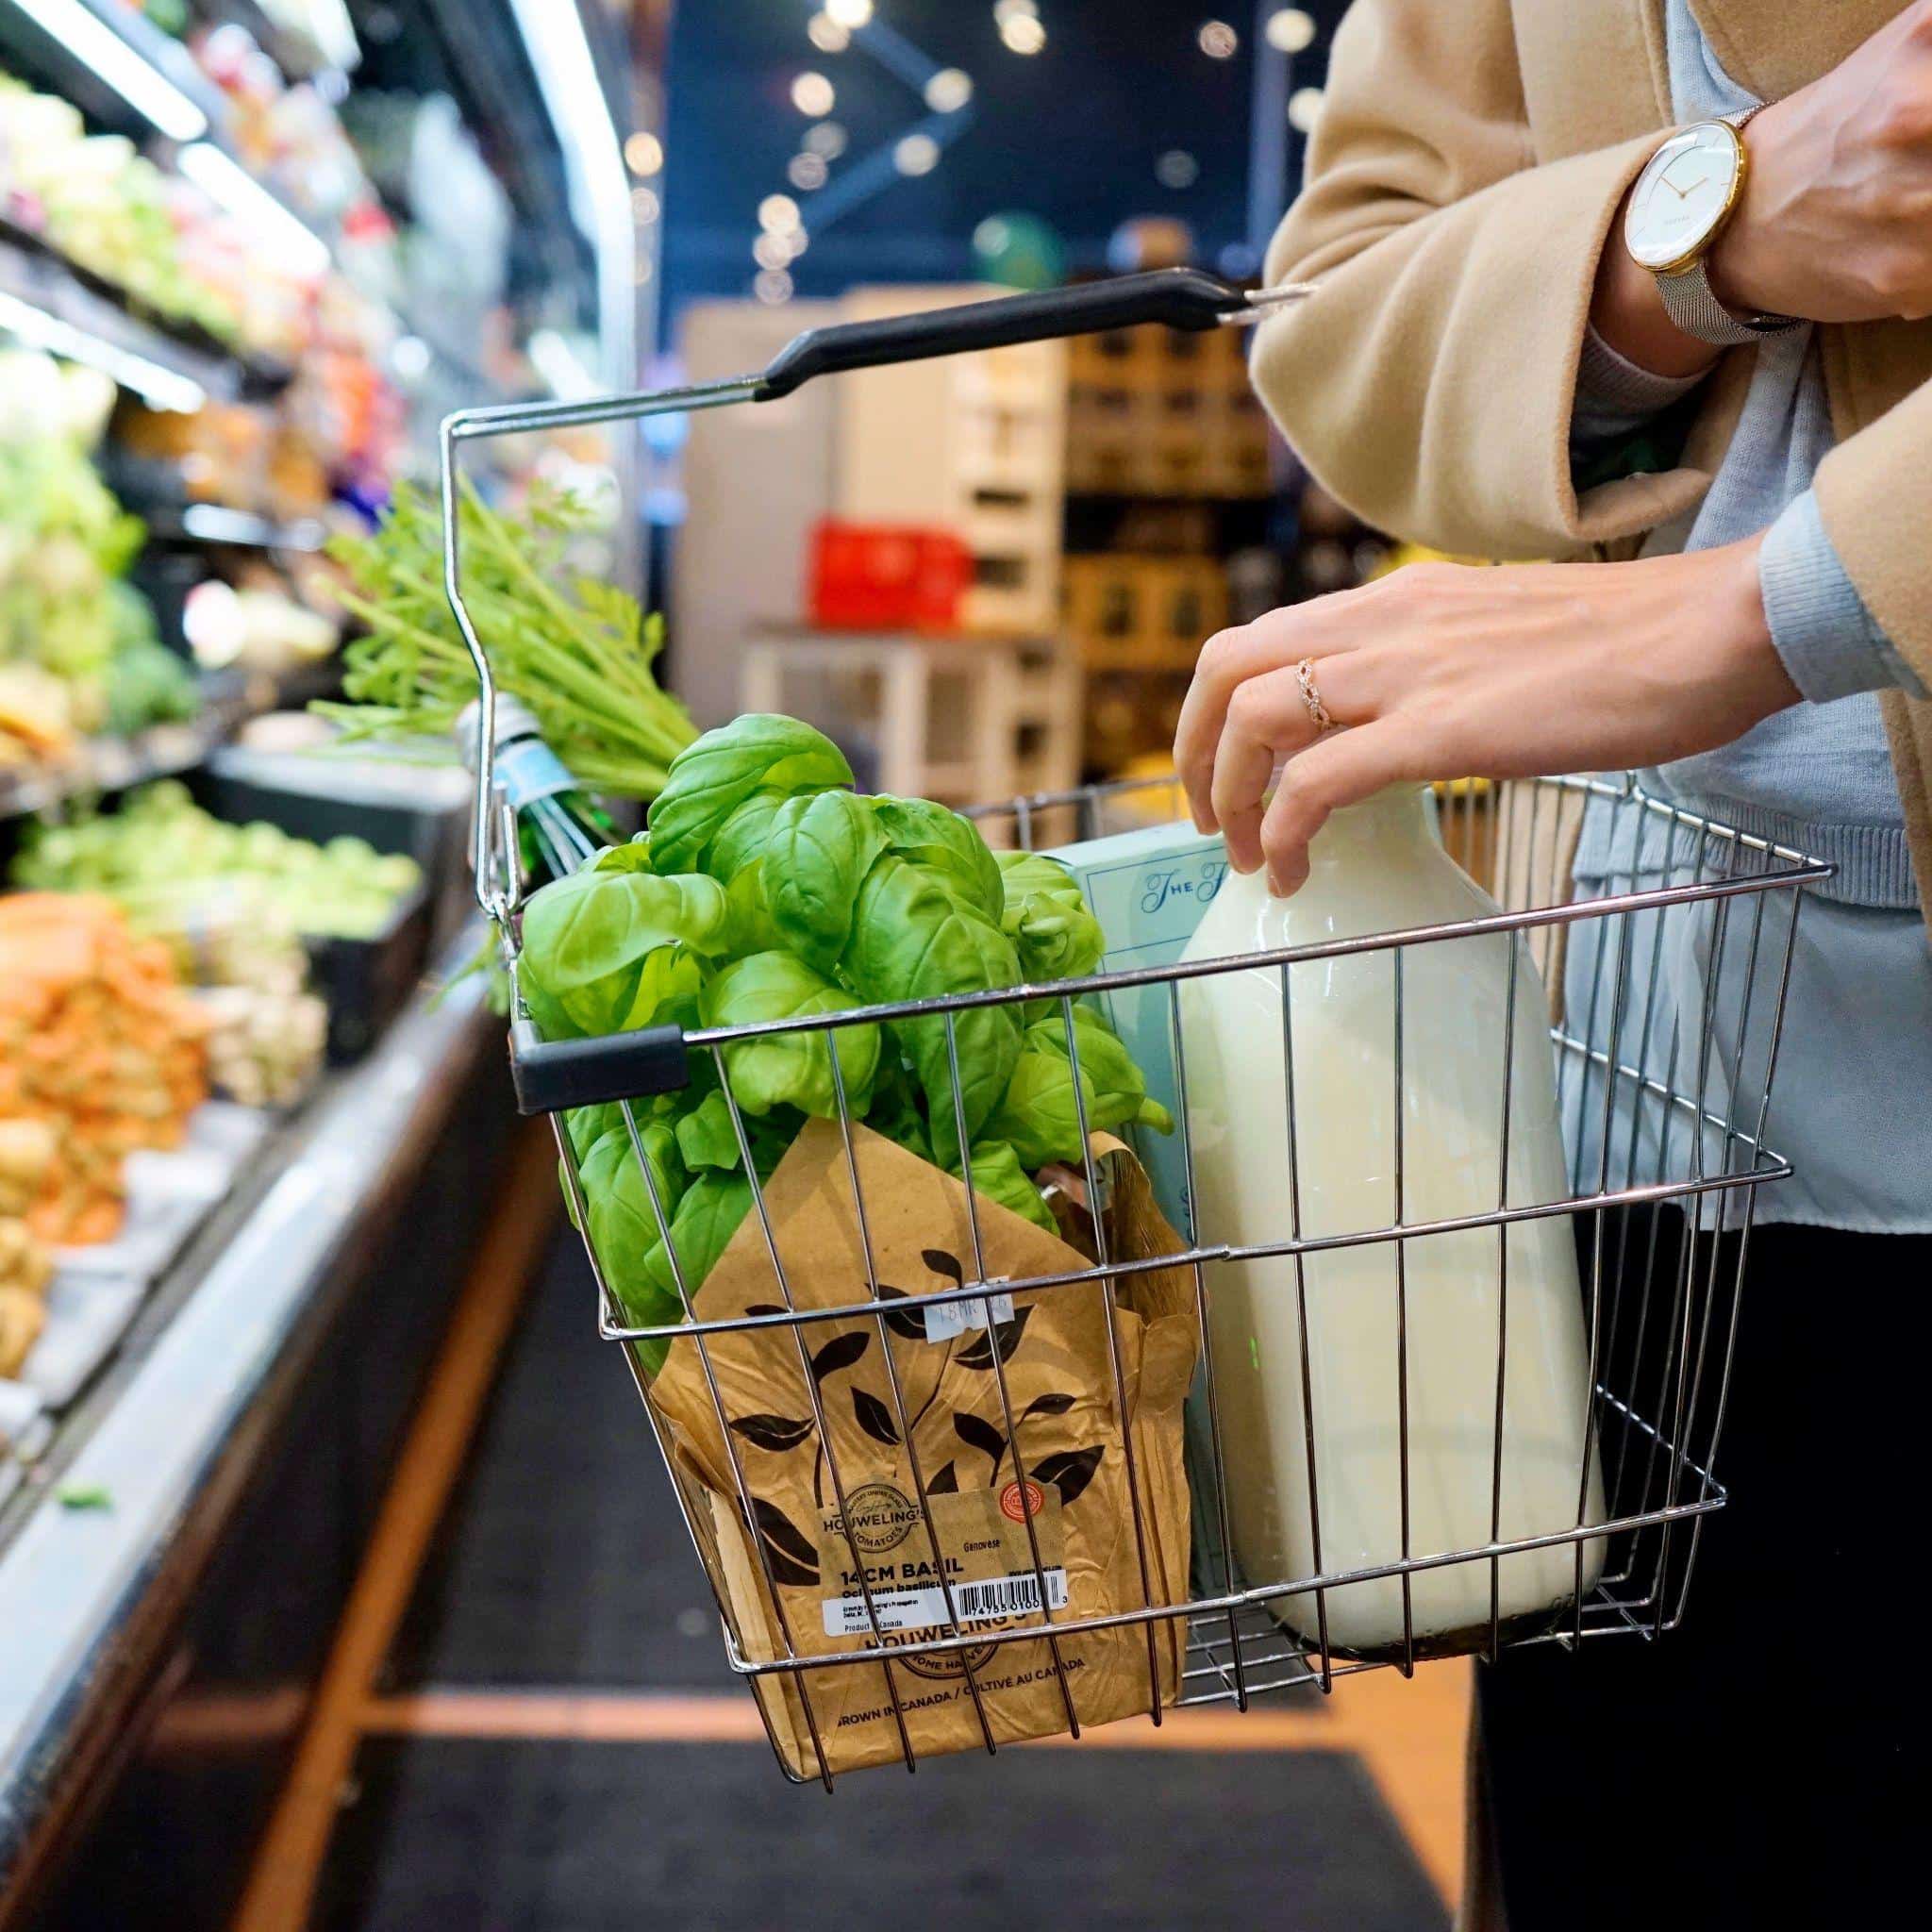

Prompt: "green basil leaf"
[578,1118,687,1309]
[863,1058,932,1166]
[587,836,654,875]
[1022,1006,1168,1135]
[984,1049,1096,1170]
[674,1089,743,1172]
[631,1172,756,1376]
[700,951,882,1119]
[996,851,1105,981]
[721,860,786,956]
[768,789,886,974]
[519,971,582,1042]
[957,1139,1057,1233]
[566,1103,625,1165]
[647,715,853,874]
[707,790,787,881]
[872,796,1004,921]
[519,869,731,1038]
[844,854,1024,1170]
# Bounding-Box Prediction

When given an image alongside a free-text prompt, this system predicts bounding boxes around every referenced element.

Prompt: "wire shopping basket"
[440,274,1834,1785]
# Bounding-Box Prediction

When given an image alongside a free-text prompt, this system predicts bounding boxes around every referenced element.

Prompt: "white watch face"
[1625,124,1741,272]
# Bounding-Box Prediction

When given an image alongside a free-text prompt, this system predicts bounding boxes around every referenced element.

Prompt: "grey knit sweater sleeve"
[1573,327,1926,705]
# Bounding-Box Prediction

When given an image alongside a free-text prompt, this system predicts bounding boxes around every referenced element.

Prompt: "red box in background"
[808,521,970,631]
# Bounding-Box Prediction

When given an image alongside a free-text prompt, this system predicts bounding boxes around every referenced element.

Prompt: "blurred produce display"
[193,23,376,242]
[0,75,245,343]
[118,397,327,521]
[12,779,421,941]
[0,894,207,1245]
[0,349,197,770]
[101,583,200,733]
[181,575,337,675]
[322,483,695,798]
[0,1119,56,1378]
[191,918,327,1108]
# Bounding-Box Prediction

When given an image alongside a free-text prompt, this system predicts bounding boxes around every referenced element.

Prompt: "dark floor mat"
[386,1232,734,1691]
[316,1738,1449,1932]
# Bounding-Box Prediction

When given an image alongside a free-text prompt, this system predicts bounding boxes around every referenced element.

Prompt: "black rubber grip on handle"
[757,269,1248,399]
[509,1020,691,1116]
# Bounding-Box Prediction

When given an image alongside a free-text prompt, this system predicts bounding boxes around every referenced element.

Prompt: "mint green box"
[1049,820,1230,1240]
[1051,818,1239,1597]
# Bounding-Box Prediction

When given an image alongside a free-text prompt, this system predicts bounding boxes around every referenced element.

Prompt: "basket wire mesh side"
[529,771,1824,1784]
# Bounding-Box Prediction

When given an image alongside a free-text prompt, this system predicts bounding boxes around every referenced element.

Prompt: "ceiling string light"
[924,67,974,113]
[996,2,1045,55]
[755,3,981,295]
[893,132,941,175]
[791,71,836,115]
[758,193,804,235]
[1265,8,1318,54]
[1288,85,1325,131]
[1197,20,1239,59]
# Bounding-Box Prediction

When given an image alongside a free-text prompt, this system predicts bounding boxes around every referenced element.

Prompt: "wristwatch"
[1623,108,1799,345]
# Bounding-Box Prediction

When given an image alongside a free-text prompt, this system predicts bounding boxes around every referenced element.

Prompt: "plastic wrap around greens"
[521,715,1172,1354]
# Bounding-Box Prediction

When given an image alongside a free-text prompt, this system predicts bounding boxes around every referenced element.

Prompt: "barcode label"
[955,1572,1069,1620]
[821,1566,1069,1637]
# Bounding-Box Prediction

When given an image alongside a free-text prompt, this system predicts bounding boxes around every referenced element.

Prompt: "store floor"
[279,1198,1458,1931]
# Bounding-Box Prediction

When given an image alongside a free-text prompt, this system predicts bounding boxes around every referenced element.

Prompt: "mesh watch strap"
[1656,258,1796,344]
[1655,107,1800,347]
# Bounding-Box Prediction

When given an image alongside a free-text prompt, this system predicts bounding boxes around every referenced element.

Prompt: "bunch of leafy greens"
[317,481,695,799]
[521,715,1172,1367]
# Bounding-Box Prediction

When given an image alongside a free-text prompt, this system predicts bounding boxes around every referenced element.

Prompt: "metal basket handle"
[440,269,1318,917]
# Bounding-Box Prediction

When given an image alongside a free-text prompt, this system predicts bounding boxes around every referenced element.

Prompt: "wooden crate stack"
[1061,312,1275,774]
[1061,554,1230,673]
[1064,322,1271,500]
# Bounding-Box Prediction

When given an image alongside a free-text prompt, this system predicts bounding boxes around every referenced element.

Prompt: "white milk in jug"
[1178,785,1605,1658]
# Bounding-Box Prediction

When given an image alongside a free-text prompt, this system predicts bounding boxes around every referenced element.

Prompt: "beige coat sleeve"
[1815,377,1932,690]
[1249,0,1702,560]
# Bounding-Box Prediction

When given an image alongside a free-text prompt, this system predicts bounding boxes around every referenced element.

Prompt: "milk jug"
[1178,786,1605,1658]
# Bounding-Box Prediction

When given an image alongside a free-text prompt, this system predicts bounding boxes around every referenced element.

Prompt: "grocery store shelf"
[0,226,290,408]
[0,5,433,387]
[0,664,339,824]
[0,0,225,140]
[139,501,331,554]
[0,937,494,1884]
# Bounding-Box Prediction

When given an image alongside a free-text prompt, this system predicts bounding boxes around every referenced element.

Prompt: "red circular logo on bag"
[1000,1479,1044,1524]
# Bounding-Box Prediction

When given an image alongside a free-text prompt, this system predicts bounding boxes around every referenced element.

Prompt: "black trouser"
[1476,1212,1923,1927]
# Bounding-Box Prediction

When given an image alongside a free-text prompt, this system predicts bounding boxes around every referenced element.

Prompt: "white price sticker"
[822,1566,1069,1637]
[923,1287,1014,1344]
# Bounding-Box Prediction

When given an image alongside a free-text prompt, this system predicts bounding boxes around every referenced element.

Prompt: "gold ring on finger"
[1295,657,1338,735]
